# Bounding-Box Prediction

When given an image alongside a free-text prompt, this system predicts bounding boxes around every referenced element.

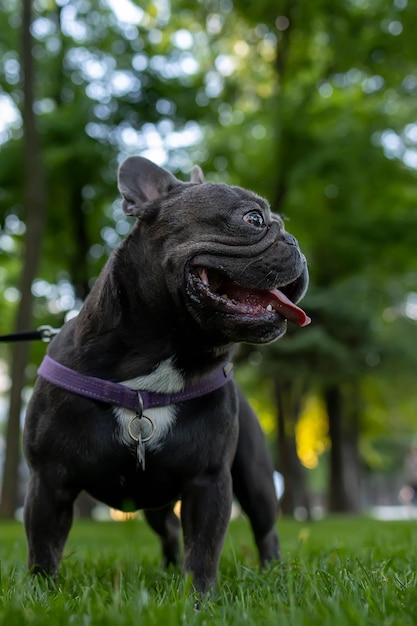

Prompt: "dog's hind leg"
[232,387,280,565]
[24,471,77,577]
[144,505,181,567]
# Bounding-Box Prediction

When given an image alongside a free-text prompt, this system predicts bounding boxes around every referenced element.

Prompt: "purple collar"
[38,355,234,413]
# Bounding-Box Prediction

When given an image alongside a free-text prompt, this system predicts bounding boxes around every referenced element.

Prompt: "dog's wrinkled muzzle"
[187,228,310,318]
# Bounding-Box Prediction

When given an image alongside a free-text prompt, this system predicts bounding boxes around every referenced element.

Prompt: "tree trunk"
[0,0,47,517]
[343,383,362,511]
[70,184,92,300]
[274,379,311,518]
[325,384,361,513]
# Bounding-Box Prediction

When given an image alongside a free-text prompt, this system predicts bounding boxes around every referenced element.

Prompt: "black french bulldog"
[23,157,309,594]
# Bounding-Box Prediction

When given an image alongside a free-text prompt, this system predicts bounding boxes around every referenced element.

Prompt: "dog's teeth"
[266,304,273,312]
[221,294,229,300]
[199,268,209,285]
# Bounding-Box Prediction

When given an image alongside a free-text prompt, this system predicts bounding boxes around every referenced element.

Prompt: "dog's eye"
[243,210,265,228]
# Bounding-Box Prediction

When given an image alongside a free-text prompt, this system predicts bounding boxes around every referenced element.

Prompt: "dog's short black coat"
[23,157,309,594]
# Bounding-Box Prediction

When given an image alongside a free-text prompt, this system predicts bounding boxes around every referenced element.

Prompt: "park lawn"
[0,515,416,625]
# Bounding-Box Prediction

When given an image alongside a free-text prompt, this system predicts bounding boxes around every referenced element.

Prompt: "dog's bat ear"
[118,156,179,217]
[190,165,204,184]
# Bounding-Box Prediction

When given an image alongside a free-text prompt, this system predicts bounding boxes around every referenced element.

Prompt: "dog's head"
[118,156,309,344]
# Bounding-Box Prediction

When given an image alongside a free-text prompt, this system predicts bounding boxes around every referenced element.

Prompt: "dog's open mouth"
[188,266,310,327]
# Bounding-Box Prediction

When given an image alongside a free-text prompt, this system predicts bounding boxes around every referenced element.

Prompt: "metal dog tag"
[127,410,156,472]
[136,431,146,471]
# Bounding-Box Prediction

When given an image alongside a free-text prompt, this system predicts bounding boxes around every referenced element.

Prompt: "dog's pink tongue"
[269,288,311,327]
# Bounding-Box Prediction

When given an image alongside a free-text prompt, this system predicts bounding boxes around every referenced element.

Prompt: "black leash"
[0,325,60,343]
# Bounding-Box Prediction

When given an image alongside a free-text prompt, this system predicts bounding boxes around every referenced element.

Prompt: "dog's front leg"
[180,468,233,594]
[24,471,77,577]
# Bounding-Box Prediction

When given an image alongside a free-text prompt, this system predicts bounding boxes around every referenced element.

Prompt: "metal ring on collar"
[127,414,156,443]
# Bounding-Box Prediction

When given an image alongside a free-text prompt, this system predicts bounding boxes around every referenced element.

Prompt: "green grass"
[1,515,417,625]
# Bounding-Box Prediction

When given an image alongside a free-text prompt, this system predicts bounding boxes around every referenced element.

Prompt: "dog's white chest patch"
[113,358,184,451]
